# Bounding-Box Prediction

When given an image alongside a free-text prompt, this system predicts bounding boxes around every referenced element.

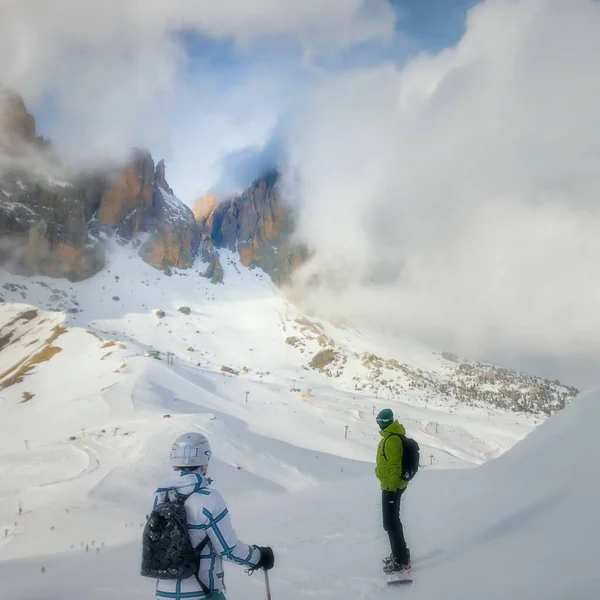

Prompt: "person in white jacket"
[150,432,274,600]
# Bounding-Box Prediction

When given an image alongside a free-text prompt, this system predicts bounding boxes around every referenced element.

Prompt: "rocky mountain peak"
[0,88,52,160]
[0,93,203,280]
[154,159,173,195]
[195,170,307,285]
[0,88,36,151]
[192,194,218,222]
[0,92,305,286]
[96,148,155,237]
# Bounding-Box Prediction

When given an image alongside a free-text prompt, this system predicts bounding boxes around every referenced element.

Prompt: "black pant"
[382,489,409,565]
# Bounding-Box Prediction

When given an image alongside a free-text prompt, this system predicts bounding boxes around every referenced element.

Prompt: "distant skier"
[142,432,274,599]
[375,409,419,575]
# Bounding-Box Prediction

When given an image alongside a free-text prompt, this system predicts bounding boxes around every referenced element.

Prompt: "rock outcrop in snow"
[195,171,307,285]
[287,316,578,417]
[96,149,155,236]
[140,184,199,272]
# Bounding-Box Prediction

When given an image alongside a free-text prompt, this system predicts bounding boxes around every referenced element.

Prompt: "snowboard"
[386,570,412,585]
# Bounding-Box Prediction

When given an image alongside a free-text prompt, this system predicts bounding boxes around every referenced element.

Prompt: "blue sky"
[391,0,478,51]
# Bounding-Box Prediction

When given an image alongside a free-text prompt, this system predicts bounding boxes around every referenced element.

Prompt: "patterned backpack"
[141,489,211,596]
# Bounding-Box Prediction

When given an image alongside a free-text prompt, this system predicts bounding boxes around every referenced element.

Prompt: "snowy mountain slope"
[0,242,589,598]
[0,390,597,600]
[225,390,600,600]
[0,290,533,557]
[0,243,541,480]
[0,240,577,417]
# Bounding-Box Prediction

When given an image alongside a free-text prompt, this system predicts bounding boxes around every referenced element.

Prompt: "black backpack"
[141,489,211,596]
[400,435,420,482]
[382,434,420,482]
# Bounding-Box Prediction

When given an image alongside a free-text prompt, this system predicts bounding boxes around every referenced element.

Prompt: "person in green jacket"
[375,408,411,573]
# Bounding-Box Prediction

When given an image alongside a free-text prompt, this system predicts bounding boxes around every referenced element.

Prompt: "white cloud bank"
[284,0,600,385]
[0,0,395,168]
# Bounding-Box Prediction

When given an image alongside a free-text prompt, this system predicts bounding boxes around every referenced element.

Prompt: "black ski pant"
[382,488,409,565]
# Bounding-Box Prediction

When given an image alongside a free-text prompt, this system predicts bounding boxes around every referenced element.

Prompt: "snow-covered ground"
[0,244,594,599]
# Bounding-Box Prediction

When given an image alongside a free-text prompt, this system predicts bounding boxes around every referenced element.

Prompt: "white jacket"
[150,470,260,599]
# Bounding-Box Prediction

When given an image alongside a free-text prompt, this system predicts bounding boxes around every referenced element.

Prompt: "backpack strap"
[381,433,403,461]
[180,491,213,598]
[194,536,212,597]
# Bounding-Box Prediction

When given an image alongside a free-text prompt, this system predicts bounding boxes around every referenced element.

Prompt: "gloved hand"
[253,546,275,571]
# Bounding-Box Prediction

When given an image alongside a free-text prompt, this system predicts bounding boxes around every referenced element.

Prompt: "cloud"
[282,0,600,385]
[0,0,395,170]
[160,61,298,203]
[207,126,287,196]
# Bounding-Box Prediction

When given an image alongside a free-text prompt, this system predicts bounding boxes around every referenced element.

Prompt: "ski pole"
[264,570,272,600]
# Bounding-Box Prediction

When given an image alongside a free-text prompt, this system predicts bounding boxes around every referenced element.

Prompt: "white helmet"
[170,432,212,474]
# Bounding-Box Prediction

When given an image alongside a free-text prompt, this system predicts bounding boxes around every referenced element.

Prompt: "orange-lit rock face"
[141,237,168,270]
[142,229,195,271]
[52,242,103,281]
[24,222,104,281]
[263,204,285,241]
[192,195,218,223]
[197,171,307,284]
[239,239,258,267]
[97,153,155,234]
[139,175,199,271]
[0,88,36,153]
[53,243,84,277]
